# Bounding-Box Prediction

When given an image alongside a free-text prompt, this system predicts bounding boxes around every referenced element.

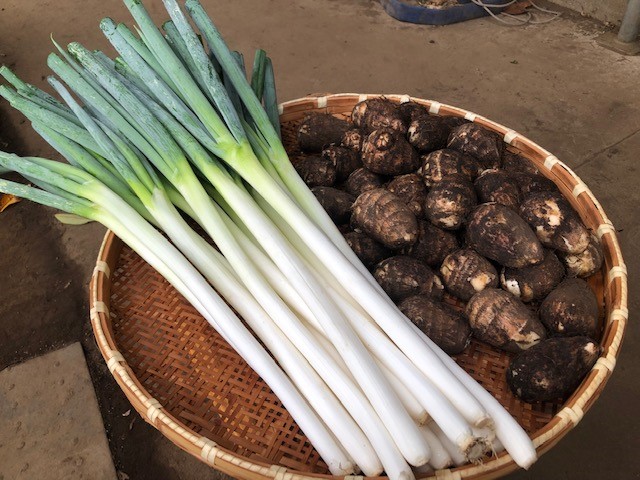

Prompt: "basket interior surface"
[97,95,624,480]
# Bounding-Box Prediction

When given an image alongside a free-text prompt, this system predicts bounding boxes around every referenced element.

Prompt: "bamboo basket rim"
[89,93,628,480]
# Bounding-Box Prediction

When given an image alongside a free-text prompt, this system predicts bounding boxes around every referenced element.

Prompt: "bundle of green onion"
[0,0,537,477]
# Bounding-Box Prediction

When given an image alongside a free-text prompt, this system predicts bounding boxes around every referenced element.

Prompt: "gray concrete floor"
[1,1,639,479]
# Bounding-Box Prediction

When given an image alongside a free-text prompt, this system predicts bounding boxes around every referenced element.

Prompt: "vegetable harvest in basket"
[0,0,602,477]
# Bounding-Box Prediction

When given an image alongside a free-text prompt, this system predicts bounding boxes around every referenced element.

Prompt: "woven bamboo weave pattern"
[91,94,628,480]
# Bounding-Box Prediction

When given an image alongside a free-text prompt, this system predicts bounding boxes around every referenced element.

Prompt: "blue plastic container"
[380,0,511,25]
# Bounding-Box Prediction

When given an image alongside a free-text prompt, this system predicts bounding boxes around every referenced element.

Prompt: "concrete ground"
[1,1,639,479]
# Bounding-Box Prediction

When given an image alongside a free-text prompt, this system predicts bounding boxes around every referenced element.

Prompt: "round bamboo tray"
[89,93,628,480]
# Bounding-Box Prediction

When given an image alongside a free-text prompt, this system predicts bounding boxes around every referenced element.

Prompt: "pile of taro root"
[293,98,604,403]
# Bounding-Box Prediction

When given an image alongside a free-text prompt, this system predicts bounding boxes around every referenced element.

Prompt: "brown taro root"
[501,250,565,302]
[361,128,421,176]
[511,172,558,197]
[345,168,385,196]
[474,169,521,210]
[293,155,336,187]
[407,114,450,152]
[341,128,365,152]
[403,220,459,268]
[351,188,419,249]
[466,203,544,268]
[424,175,477,230]
[373,256,444,302]
[507,337,601,402]
[440,248,499,301]
[419,149,479,187]
[344,231,391,270]
[519,192,590,254]
[398,101,429,124]
[322,145,362,182]
[539,278,599,337]
[351,97,406,134]
[560,233,604,278]
[297,112,351,152]
[502,150,539,175]
[447,123,504,170]
[387,174,429,218]
[466,289,546,352]
[399,295,471,354]
[311,187,355,225]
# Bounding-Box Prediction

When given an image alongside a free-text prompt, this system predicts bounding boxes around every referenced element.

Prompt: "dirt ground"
[1,1,639,479]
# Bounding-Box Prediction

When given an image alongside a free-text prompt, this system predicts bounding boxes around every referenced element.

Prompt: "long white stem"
[146,189,383,475]
[419,425,452,470]
[89,192,354,475]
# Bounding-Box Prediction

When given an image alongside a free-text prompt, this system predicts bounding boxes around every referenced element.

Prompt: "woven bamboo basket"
[89,93,628,480]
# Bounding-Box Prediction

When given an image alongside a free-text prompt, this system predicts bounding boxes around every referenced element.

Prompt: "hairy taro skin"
[419,149,479,187]
[361,128,421,176]
[507,336,601,402]
[511,172,559,197]
[399,295,471,355]
[322,145,362,182]
[374,256,444,302]
[351,188,419,249]
[519,192,590,254]
[407,114,451,152]
[539,278,599,337]
[293,155,337,187]
[397,101,429,124]
[466,289,546,352]
[341,128,365,152]
[501,150,539,175]
[447,123,504,170]
[344,231,391,270]
[500,250,565,302]
[424,174,477,230]
[351,98,407,134]
[403,220,460,268]
[297,112,351,152]
[345,168,385,197]
[440,248,499,301]
[466,203,544,268]
[560,233,604,278]
[474,169,521,210]
[387,173,429,218]
[311,187,355,225]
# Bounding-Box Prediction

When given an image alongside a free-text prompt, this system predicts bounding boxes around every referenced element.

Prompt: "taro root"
[407,114,450,152]
[322,145,362,181]
[373,256,444,302]
[351,97,406,133]
[418,149,479,187]
[403,220,459,268]
[466,289,546,352]
[344,231,391,270]
[351,188,419,249]
[507,336,601,402]
[387,174,429,218]
[500,250,565,302]
[512,172,558,197]
[466,203,544,268]
[424,175,477,230]
[519,192,590,254]
[361,128,421,175]
[297,112,351,152]
[341,128,365,152]
[502,150,539,175]
[399,295,471,354]
[440,248,499,301]
[345,168,385,196]
[539,278,599,337]
[398,101,429,124]
[474,169,521,210]
[311,187,355,225]
[447,123,504,170]
[293,155,336,187]
[560,233,604,278]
